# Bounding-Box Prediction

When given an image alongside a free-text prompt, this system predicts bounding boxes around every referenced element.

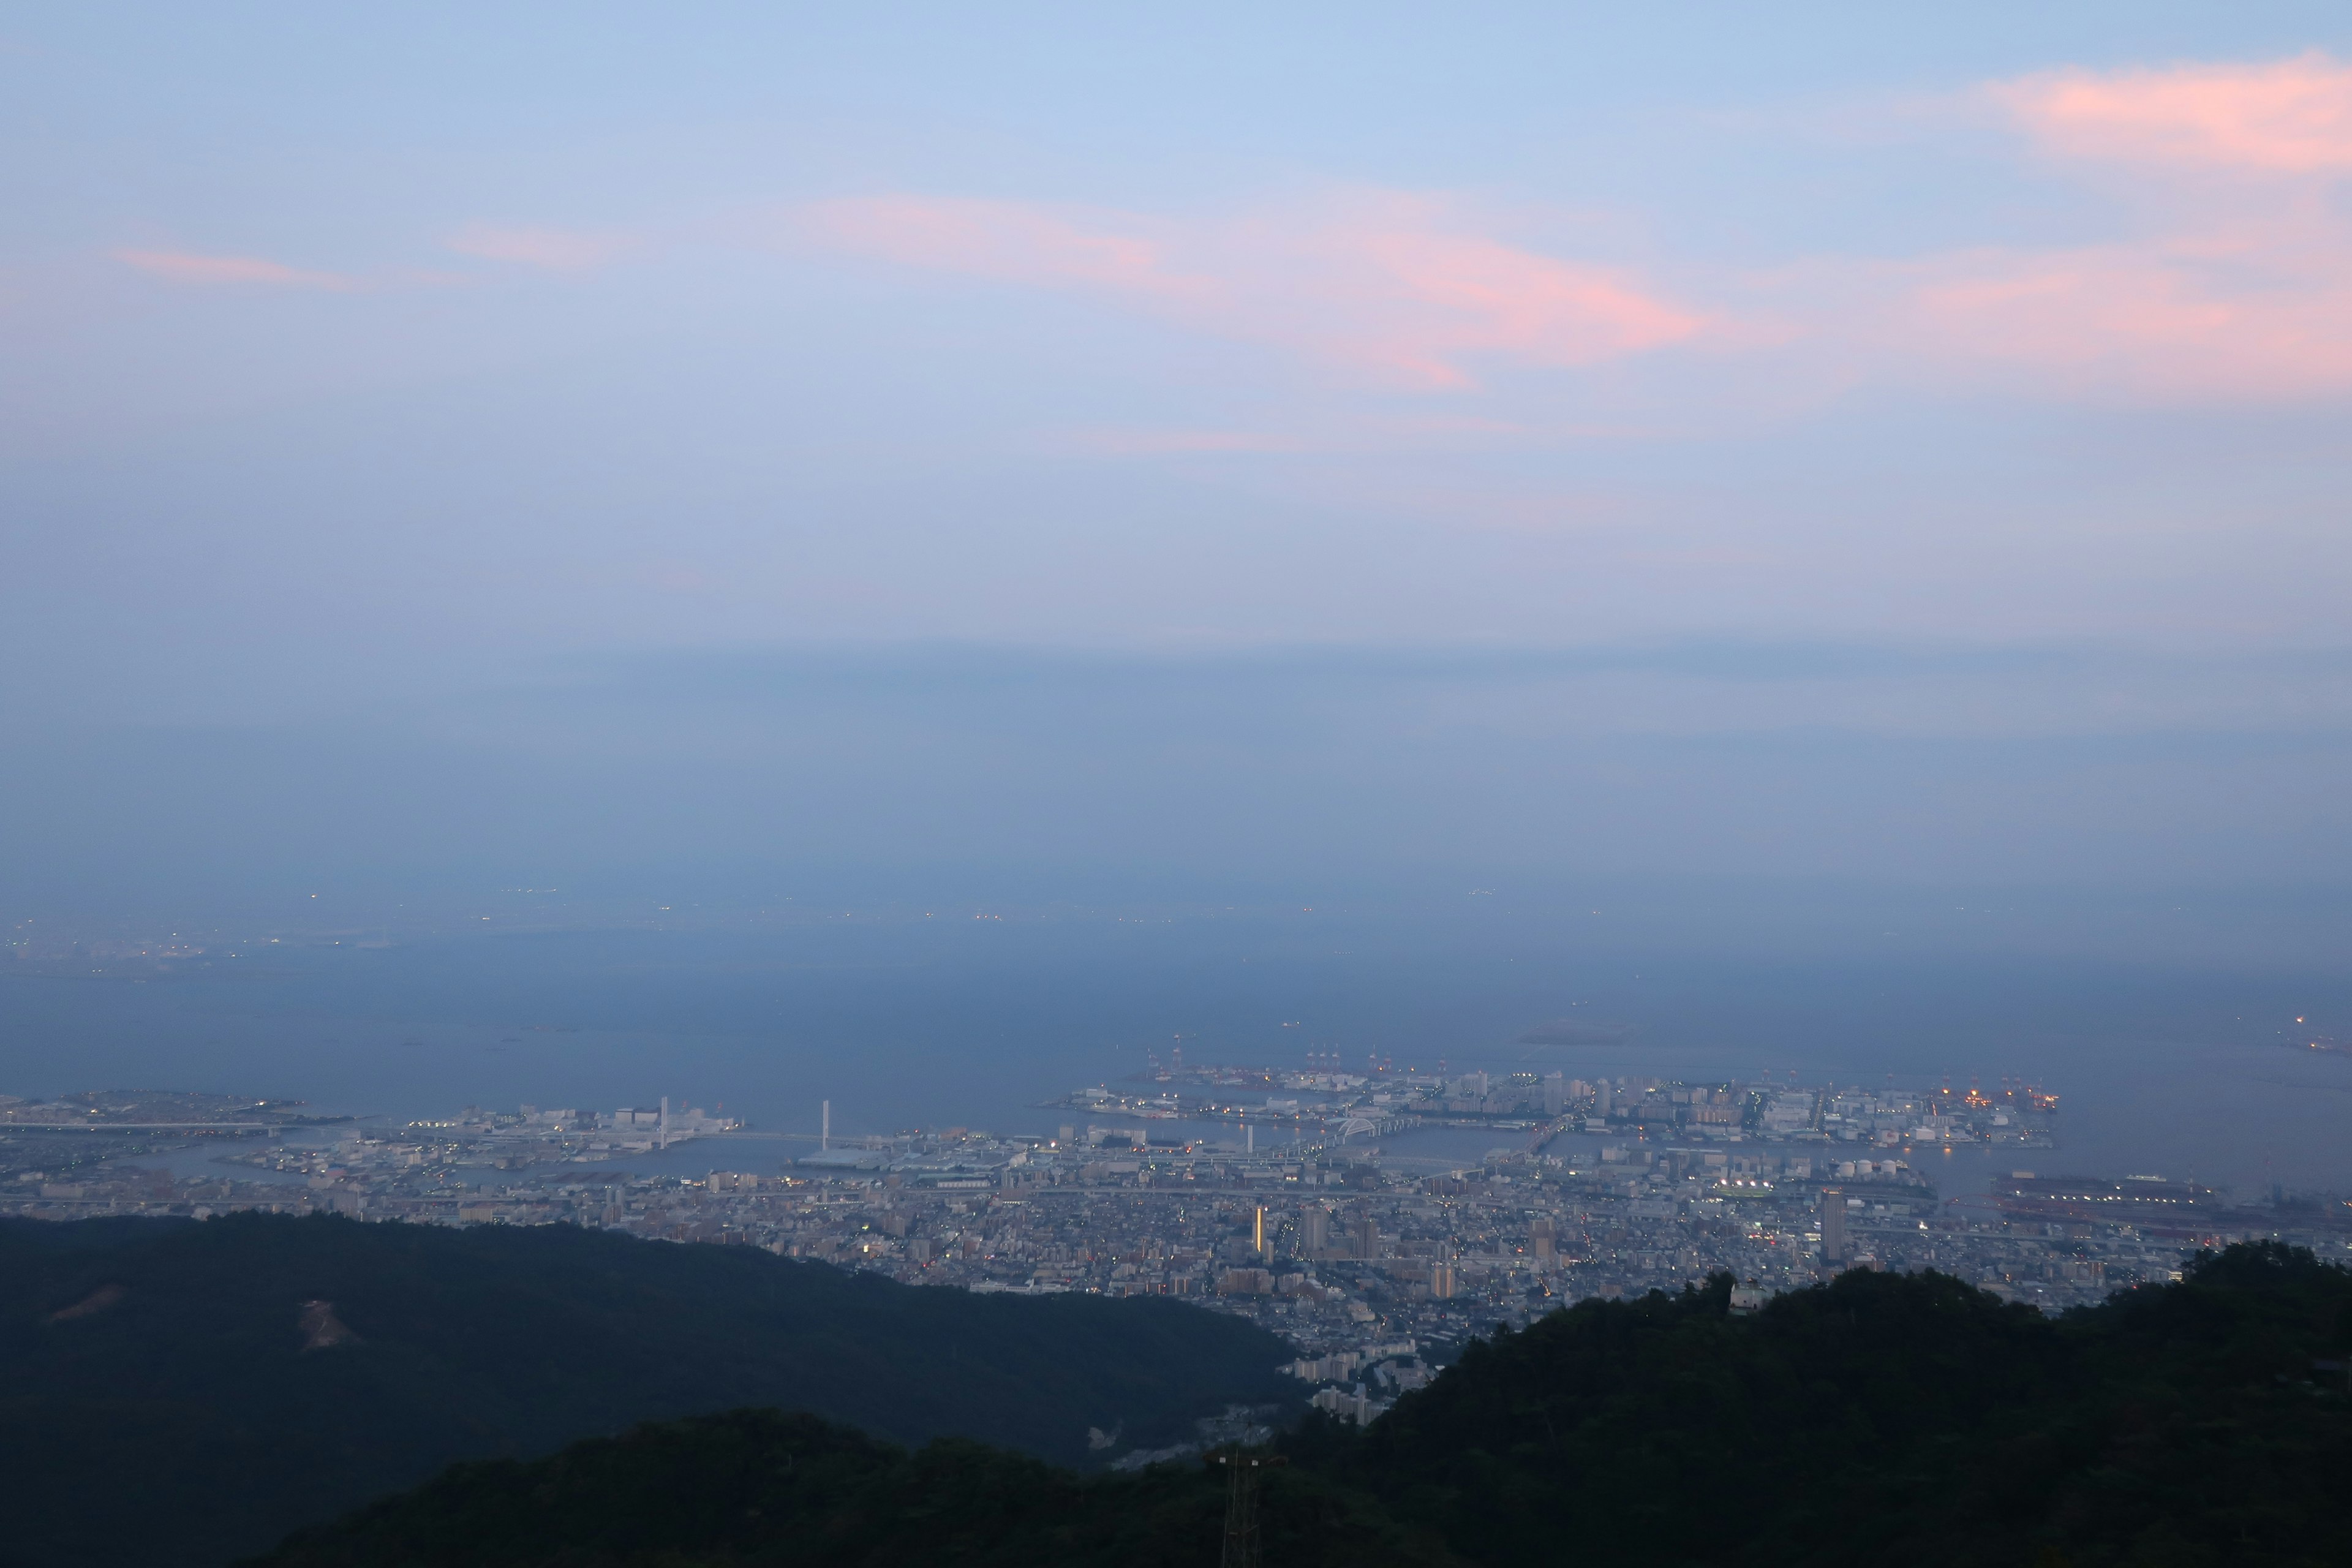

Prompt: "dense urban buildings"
[7,1069,2347,1430]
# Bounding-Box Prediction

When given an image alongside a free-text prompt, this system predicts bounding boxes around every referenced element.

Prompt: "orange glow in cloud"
[805,192,1703,388]
[114,249,355,289]
[447,224,635,270]
[1999,51,2352,172]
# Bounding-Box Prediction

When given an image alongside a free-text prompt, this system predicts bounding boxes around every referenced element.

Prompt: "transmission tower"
[1208,1450,1284,1568]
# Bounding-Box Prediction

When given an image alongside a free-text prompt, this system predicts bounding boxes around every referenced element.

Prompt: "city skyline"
[6,11,2351,1564]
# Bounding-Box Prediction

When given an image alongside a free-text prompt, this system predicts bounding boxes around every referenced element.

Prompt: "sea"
[4,905,2348,1200]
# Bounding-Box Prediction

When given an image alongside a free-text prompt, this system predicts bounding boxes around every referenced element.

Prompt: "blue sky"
[4,4,2350,919]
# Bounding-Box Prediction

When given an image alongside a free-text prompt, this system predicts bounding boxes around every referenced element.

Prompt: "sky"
[4,3,2351,936]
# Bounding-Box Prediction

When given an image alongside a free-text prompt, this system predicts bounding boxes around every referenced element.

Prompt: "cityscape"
[12,5,2352,1562]
[9,1063,2346,1445]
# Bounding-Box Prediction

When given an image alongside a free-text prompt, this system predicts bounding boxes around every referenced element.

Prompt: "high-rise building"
[1542,1072,1567,1116]
[1300,1207,1331,1255]
[1530,1216,1556,1264]
[1429,1262,1457,1299]
[1820,1188,1847,1263]
[1352,1212,1379,1260]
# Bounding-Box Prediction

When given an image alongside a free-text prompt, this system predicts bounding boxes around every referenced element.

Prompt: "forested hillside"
[0,1214,1293,1568]
[252,1408,1452,1568]
[1340,1242,2352,1566]
[238,1243,2352,1568]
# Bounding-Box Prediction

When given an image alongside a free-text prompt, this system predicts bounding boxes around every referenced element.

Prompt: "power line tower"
[1207,1450,1284,1568]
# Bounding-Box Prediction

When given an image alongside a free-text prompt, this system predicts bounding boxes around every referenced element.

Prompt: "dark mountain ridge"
[251,1408,1456,1568]
[0,1213,1294,1568]
[1339,1243,2352,1565]
[241,1243,2352,1568]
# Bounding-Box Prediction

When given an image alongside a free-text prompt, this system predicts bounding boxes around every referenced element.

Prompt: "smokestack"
[659,1096,669,1151]
[821,1099,830,1153]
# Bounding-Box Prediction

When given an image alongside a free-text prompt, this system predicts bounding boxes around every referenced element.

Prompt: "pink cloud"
[813,180,2350,404]
[113,249,355,289]
[1858,216,2352,399]
[1058,427,1310,456]
[1808,54,2352,401]
[446,224,635,270]
[1997,51,2352,172]
[803,192,1703,388]
[1047,411,1574,461]
[808,196,1202,301]
[1337,212,1704,383]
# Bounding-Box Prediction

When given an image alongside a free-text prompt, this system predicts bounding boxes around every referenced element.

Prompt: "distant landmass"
[1514,1019,1634,1046]
[246,1245,2352,1568]
[0,1215,1293,1568]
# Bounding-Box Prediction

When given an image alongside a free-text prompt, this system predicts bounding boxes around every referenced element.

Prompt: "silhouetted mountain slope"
[18,1219,2352,1568]
[246,1408,1455,1568]
[1336,1243,2352,1567]
[0,1215,1293,1568]
[243,1245,2352,1568]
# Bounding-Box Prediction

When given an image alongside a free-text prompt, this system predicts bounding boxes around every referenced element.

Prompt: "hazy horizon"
[6,6,2351,1195]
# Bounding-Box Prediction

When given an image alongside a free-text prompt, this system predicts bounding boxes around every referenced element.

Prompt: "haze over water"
[7,893,2346,1197]
[5,7,2351,1208]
